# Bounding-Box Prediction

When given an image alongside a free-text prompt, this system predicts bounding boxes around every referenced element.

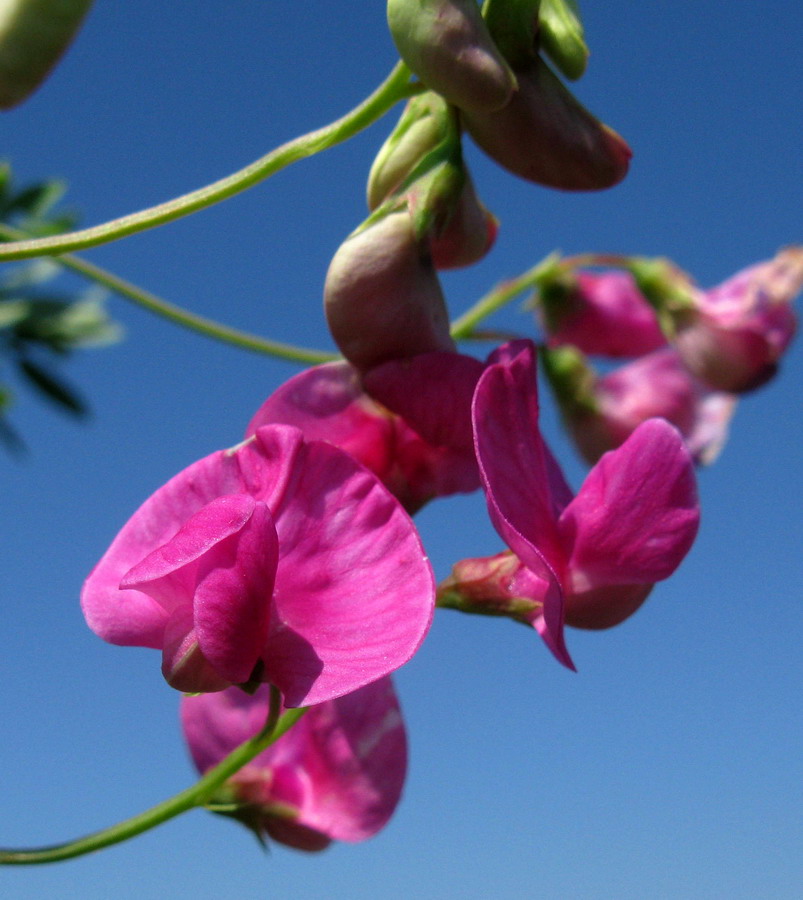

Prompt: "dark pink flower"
[543,346,737,465]
[81,424,435,705]
[442,341,699,662]
[540,270,667,357]
[672,247,802,392]
[248,354,484,513]
[181,677,406,850]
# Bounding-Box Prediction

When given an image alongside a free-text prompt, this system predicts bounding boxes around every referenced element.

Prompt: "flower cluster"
[75,0,799,857]
[537,247,803,465]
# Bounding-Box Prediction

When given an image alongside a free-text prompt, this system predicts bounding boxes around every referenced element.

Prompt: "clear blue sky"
[2,2,801,898]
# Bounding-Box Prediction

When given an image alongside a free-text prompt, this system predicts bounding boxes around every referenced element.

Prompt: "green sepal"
[539,344,599,415]
[482,0,542,69]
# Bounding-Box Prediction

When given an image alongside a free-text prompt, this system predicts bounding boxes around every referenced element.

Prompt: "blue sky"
[1,2,801,898]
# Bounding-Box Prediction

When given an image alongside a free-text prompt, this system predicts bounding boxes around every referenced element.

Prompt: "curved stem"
[450,252,560,340]
[0,62,419,261]
[0,224,337,364]
[0,705,307,865]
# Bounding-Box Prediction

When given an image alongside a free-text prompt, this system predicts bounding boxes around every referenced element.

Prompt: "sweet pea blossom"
[440,341,699,662]
[539,269,667,357]
[672,247,803,393]
[181,677,406,851]
[542,345,737,465]
[247,352,484,513]
[81,424,435,706]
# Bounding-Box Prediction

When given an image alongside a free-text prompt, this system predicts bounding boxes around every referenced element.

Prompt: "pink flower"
[673,247,802,392]
[441,341,700,662]
[543,346,737,465]
[181,677,406,851]
[540,270,667,357]
[81,424,435,706]
[247,353,484,513]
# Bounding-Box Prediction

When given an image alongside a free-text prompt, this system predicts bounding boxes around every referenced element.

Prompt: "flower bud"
[538,268,667,357]
[404,153,498,269]
[461,56,631,190]
[324,211,455,371]
[0,0,94,109]
[387,0,516,113]
[367,93,452,211]
[538,0,589,80]
[671,247,802,393]
[426,174,499,269]
[542,345,737,466]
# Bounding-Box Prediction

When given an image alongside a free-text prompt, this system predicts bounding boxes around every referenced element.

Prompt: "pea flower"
[542,345,737,466]
[247,352,484,513]
[672,247,803,393]
[81,424,435,706]
[538,269,667,357]
[440,341,700,662]
[181,677,406,851]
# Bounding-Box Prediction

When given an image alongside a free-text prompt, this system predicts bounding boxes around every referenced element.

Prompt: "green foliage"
[0,162,123,453]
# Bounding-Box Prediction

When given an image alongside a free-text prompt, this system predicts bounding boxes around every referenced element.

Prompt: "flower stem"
[0,705,307,865]
[0,62,419,261]
[0,224,337,363]
[450,252,561,340]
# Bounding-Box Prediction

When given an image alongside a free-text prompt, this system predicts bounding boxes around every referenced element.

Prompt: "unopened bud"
[461,56,631,190]
[324,211,455,372]
[367,93,453,211]
[387,0,516,113]
[538,0,589,80]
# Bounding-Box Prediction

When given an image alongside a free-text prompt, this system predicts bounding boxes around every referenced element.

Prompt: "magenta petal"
[259,437,434,707]
[473,340,573,669]
[161,606,231,692]
[364,351,485,452]
[474,341,566,566]
[192,501,278,684]
[245,362,398,480]
[364,351,485,504]
[560,418,700,589]
[181,677,407,843]
[121,495,278,687]
[81,446,246,648]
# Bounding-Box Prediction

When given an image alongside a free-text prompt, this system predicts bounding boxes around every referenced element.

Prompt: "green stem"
[0,62,419,262]
[0,224,336,364]
[0,702,307,865]
[450,252,561,340]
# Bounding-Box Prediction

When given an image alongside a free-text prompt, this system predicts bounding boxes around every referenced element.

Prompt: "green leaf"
[17,358,88,417]
[0,299,32,330]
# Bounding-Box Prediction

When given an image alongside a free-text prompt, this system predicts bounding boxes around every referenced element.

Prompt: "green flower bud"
[367,93,453,211]
[539,0,589,80]
[0,0,94,109]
